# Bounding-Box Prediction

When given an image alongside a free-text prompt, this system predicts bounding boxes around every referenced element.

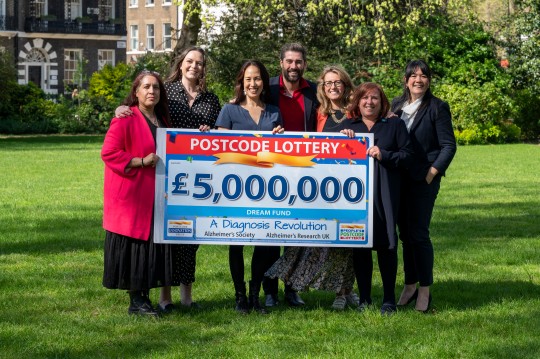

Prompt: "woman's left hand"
[199,124,211,132]
[143,153,160,168]
[340,129,355,138]
[425,166,439,184]
[367,146,381,161]
[272,125,285,134]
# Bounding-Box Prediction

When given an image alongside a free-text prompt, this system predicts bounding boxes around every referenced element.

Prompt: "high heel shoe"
[415,293,432,314]
[397,289,418,307]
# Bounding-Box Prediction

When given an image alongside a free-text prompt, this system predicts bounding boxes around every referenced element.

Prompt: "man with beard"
[269,43,319,132]
[262,43,319,308]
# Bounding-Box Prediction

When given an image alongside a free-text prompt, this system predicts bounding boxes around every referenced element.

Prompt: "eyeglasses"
[141,69,160,76]
[323,80,344,88]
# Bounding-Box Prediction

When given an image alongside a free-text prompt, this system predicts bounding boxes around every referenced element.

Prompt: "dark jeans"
[398,175,441,287]
[353,247,398,305]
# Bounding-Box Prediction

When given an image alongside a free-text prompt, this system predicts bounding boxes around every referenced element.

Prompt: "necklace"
[330,109,346,124]
[139,107,159,127]
[149,116,159,127]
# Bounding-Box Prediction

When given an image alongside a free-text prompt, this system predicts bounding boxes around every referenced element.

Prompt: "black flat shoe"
[284,291,305,307]
[265,294,279,307]
[129,301,160,317]
[380,303,397,316]
[158,303,176,314]
[397,289,418,307]
[181,302,202,310]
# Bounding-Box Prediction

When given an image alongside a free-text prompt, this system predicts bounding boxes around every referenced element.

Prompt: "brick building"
[126,0,180,63]
[0,0,127,95]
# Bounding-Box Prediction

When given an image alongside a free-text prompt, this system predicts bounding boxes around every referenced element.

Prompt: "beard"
[282,68,304,83]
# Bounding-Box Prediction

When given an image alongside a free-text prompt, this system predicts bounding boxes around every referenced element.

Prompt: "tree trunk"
[172,0,202,61]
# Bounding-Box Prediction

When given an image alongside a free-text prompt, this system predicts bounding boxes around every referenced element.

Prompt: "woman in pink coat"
[101,70,171,316]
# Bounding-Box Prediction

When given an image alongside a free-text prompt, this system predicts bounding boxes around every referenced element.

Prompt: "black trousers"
[353,247,398,305]
[398,176,441,287]
[229,245,277,294]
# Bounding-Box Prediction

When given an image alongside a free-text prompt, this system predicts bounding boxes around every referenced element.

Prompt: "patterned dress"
[265,247,355,293]
[164,80,221,285]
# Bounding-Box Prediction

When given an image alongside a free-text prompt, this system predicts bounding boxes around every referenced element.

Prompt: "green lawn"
[1,136,539,359]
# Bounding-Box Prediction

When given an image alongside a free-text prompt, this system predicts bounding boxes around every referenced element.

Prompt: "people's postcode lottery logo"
[167,220,193,237]
[339,224,366,242]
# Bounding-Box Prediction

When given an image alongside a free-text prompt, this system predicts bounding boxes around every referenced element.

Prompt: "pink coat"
[101,106,156,241]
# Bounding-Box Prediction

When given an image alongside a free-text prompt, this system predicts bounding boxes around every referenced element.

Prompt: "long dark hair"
[393,59,434,111]
[123,70,171,127]
[232,60,271,105]
[165,46,208,92]
[348,82,390,120]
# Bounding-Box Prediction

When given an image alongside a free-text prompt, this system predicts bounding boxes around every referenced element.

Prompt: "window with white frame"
[64,0,82,20]
[98,0,113,21]
[146,24,155,50]
[162,0,171,5]
[130,25,139,50]
[129,0,138,7]
[163,23,172,50]
[98,50,115,69]
[64,49,83,85]
[146,0,155,6]
[34,0,46,17]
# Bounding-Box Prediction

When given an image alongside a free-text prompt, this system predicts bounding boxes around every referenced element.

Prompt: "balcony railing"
[0,15,16,30]
[24,18,126,35]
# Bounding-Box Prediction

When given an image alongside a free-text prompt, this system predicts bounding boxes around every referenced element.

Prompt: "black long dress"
[102,116,174,291]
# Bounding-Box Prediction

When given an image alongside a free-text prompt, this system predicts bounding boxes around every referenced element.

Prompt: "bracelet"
[141,158,144,167]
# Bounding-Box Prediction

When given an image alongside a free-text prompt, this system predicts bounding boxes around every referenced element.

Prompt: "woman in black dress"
[347,82,413,315]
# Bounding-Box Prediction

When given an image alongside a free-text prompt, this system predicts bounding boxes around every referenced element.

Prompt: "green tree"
[502,0,540,139]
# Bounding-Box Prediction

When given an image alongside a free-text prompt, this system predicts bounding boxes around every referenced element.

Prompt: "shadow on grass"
[434,201,540,241]
[0,207,104,255]
[431,278,540,311]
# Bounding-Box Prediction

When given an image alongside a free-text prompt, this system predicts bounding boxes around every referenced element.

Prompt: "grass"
[0,136,539,358]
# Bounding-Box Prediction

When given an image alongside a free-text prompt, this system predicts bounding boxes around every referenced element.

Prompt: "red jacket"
[101,106,156,241]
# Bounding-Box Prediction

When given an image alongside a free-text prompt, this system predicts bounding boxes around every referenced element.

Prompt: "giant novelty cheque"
[154,129,374,248]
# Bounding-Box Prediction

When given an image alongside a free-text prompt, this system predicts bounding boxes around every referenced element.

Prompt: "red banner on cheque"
[166,134,369,160]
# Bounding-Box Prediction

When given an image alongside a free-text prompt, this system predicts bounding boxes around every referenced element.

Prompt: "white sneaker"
[331,295,347,310]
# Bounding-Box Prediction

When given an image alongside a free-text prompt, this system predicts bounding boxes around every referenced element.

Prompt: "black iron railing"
[24,18,126,35]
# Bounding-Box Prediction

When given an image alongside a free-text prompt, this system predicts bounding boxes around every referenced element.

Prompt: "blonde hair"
[316,65,354,116]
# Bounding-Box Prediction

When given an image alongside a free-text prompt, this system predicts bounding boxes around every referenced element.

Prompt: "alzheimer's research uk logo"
[339,224,366,242]
[167,219,193,237]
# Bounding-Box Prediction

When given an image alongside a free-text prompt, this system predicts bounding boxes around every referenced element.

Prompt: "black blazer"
[269,76,318,132]
[392,94,457,181]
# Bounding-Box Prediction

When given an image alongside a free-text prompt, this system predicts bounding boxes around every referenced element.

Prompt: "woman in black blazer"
[391,60,457,312]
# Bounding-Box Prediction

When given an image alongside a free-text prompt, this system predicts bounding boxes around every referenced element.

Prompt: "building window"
[130,25,139,50]
[65,0,82,20]
[162,0,171,5]
[98,0,113,21]
[163,23,172,50]
[98,50,115,69]
[146,24,155,50]
[129,0,138,7]
[34,0,46,17]
[64,49,83,85]
[145,0,155,6]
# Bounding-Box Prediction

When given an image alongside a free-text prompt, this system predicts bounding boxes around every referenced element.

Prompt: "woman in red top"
[101,70,171,316]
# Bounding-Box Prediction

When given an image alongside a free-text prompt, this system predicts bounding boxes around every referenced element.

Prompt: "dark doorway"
[28,66,42,89]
